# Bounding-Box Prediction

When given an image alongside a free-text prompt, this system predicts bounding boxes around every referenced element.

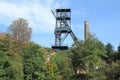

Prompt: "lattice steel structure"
[52,9,77,50]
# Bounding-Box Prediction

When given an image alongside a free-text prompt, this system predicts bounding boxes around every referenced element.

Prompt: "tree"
[71,35,107,80]
[0,50,9,80]
[115,44,120,61]
[8,18,32,43]
[46,61,61,80]
[0,50,23,80]
[105,43,115,63]
[5,58,24,80]
[105,61,120,80]
[50,51,74,80]
[22,42,46,80]
[0,33,24,80]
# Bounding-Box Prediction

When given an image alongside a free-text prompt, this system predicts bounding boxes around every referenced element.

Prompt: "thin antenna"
[51,10,56,18]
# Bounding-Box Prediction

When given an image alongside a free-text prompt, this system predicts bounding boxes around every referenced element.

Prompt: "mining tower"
[51,9,78,50]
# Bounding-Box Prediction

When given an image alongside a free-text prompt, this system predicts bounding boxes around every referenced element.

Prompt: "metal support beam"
[52,9,78,50]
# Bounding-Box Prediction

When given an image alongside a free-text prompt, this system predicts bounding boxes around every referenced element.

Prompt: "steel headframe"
[52,9,77,50]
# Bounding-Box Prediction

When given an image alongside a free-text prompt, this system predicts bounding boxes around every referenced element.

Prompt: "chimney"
[84,21,89,41]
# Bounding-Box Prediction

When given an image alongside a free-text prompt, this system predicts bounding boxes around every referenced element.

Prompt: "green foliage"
[6,58,24,80]
[71,35,107,80]
[105,61,120,80]
[0,50,9,80]
[105,43,115,63]
[0,51,24,80]
[115,44,120,61]
[104,44,120,80]
[51,51,75,80]
[22,42,46,80]
[0,33,24,80]
[0,34,10,52]
[46,61,61,80]
[1,20,120,80]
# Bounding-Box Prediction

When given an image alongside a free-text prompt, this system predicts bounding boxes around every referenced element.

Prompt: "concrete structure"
[84,21,89,41]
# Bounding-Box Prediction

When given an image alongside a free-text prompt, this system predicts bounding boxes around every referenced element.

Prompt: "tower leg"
[55,32,61,46]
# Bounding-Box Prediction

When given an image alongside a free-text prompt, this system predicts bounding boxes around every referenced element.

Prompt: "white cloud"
[0,0,69,33]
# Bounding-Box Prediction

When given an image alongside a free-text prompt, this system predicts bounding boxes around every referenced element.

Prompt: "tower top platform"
[56,9,71,12]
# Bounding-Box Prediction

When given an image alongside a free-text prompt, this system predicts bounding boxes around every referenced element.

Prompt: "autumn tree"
[8,18,32,43]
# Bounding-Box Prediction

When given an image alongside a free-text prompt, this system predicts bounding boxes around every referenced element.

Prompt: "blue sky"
[0,0,120,50]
